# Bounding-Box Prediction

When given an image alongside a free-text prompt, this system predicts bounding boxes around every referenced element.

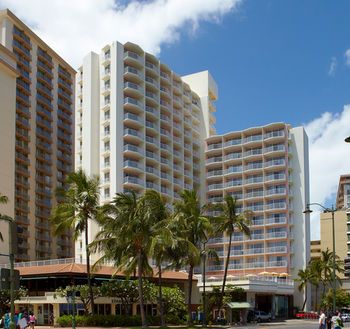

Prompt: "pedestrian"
[49,313,54,327]
[3,312,10,329]
[17,314,27,329]
[331,311,343,329]
[326,312,332,329]
[28,312,35,329]
[319,309,326,329]
[14,311,19,329]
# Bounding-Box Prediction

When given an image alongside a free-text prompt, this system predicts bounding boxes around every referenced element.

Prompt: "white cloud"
[328,56,337,76]
[304,106,350,240]
[345,49,350,66]
[0,0,242,68]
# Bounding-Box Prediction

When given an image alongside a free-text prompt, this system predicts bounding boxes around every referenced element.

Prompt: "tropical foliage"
[0,287,27,315]
[91,190,172,328]
[322,288,350,309]
[50,170,100,314]
[213,195,251,312]
[173,190,213,325]
[296,248,344,310]
[50,170,258,326]
[54,285,102,315]
[296,267,315,311]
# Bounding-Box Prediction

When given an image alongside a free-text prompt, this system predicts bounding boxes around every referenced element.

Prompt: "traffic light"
[0,268,20,290]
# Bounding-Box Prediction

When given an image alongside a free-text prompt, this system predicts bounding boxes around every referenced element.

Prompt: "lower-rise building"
[310,240,321,261]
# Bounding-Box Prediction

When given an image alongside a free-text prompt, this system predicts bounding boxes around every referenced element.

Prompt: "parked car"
[247,310,255,323]
[295,311,319,319]
[341,313,350,322]
[296,311,306,319]
[255,310,272,322]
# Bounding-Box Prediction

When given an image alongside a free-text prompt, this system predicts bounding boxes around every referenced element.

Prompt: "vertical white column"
[289,126,310,310]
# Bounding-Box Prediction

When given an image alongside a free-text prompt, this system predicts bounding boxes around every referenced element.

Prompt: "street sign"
[0,268,20,290]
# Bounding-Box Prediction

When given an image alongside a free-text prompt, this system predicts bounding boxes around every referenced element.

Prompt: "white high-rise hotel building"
[75,41,217,259]
[205,124,310,310]
[75,41,310,311]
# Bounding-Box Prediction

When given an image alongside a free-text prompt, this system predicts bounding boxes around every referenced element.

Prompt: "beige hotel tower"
[0,10,75,262]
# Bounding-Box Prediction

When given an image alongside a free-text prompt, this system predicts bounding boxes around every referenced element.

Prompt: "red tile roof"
[16,263,193,281]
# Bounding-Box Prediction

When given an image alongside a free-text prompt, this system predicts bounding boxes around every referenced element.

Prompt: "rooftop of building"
[205,122,292,142]
[336,174,350,209]
[0,8,76,74]
[3,258,193,281]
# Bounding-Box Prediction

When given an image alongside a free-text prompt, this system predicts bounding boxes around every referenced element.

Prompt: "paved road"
[230,319,350,329]
[33,321,350,329]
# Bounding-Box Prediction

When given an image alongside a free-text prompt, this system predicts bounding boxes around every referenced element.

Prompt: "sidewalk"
[33,320,320,329]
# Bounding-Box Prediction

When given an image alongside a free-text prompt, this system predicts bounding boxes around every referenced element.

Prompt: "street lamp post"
[202,241,207,328]
[303,203,336,312]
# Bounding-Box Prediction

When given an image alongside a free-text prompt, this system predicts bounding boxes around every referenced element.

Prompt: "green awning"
[226,302,253,309]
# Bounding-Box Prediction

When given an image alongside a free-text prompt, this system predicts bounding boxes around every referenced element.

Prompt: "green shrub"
[165,313,186,325]
[56,314,147,327]
[56,315,72,327]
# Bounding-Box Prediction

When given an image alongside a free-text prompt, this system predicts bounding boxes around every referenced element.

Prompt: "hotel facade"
[203,123,310,312]
[0,10,311,315]
[75,41,217,261]
[0,9,75,262]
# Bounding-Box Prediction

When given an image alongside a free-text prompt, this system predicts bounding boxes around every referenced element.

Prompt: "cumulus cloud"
[0,0,241,68]
[304,106,350,240]
[345,49,350,66]
[328,56,337,76]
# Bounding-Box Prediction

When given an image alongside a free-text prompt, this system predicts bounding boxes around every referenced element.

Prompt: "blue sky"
[160,0,350,133]
[3,0,350,239]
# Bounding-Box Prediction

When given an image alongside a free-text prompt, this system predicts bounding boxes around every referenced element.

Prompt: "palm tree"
[308,258,322,310]
[214,195,251,312]
[50,169,100,314]
[146,190,173,327]
[91,191,165,328]
[174,189,212,325]
[317,248,344,300]
[296,267,314,311]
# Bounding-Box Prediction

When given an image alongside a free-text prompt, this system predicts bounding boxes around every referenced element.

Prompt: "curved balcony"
[264,144,286,155]
[124,97,143,113]
[123,128,143,143]
[124,51,143,68]
[265,231,287,239]
[124,160,143,173]
[124,66,143,83]
[123,176,144,190]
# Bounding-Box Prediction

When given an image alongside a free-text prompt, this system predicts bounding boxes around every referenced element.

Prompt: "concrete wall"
[289,127,310,310]
[321,210,348,278]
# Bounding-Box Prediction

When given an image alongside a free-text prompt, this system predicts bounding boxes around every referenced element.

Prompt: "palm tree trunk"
[322,280,326,300]
[85,219,95,315]
[302,297,307,311]
[137,253,147,328]
[315,285,318,310]
[187,265,194,326]
[302,284,308,311]
[219,233,232,314]
[158,265,165,327]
